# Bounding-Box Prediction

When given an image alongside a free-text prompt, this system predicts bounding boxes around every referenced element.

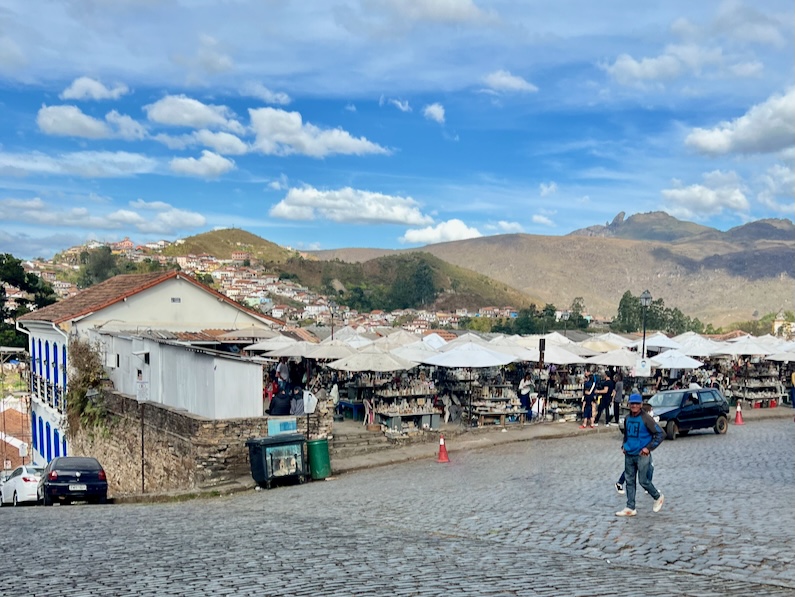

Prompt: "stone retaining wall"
[69,390,333,496]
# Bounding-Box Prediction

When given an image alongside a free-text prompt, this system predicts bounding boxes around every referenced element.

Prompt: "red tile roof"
[17,271,284,327]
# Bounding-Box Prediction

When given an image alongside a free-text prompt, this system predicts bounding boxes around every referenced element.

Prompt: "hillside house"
[16,270,284,466]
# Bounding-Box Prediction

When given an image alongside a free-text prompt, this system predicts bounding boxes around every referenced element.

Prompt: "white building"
[16,270,283,466]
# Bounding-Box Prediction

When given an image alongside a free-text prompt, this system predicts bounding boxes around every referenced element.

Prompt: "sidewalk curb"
[109,408,793,503]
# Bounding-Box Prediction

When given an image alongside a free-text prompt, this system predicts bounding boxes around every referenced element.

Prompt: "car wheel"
[42,491,52,507]
[0,492,4,507]
[714,415,728,435]
[13,492,19,507]
[666,420,678,441]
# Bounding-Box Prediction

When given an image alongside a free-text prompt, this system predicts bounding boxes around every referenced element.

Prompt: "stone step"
[329,443,395,459]
[331,434,390,449]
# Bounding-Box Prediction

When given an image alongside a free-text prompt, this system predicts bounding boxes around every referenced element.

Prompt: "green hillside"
[274,252,540,312]
[162,229,297,262]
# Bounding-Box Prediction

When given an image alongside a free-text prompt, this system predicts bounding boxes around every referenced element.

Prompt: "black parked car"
[38,457,109,505]
[647,388,730,440]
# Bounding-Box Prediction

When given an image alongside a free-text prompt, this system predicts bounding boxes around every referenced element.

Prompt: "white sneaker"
[653,494,665,513]
[606,423,612,427]
[615,508,637,517]
[594,423,599,427]
[615,483,624,495]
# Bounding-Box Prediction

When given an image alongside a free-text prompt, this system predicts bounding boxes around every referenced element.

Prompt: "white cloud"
[389,99,412,112]
[539,182,557,196]
[144,95,244,133]
[197,34,234,74]
[399,219,482,244]
[60,76,129,100]
[423,103,445,124]
[105,110,147,140]
[37,105,111,138]
[0,197,205,235]
[268,174,289,191]
[240,82,291,105]
[345,104,357,112]
[729,61,764,77]
[532,214,555,227]
[270,186,432,225]
[685,87,795,155]
[249,107,390,158]
[713,1,786,47]
[153,130,248,154]
[385,0,492,24]
[169,150,235,178]
[0,150,156,178]
[495,221,524,233]
[192,130,248,155]
[757,163,795,213]
[483,70,538,93]
[661,170,750,218]
[0,36,26,71]
[603,53,681,86]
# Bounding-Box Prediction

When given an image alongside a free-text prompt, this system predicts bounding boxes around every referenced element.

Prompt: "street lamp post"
[640,290,652,359]
[562,311,570,339]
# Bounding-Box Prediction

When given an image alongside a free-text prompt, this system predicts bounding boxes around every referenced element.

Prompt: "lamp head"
[640,290,652,308]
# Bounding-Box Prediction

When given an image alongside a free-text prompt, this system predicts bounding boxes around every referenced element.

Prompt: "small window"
[700,391,717,403]
[171,297,181,303]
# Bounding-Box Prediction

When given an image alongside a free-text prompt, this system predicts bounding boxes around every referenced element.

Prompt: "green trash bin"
[306,438,332,480]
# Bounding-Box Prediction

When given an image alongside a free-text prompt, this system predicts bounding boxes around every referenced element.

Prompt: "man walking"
[616,393,665,517]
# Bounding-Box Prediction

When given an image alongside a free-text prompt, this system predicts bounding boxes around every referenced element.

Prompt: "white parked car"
[0,465,45,506]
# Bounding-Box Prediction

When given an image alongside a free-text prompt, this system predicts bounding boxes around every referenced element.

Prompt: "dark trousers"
[612,402,621,424]
[594,401,611,424]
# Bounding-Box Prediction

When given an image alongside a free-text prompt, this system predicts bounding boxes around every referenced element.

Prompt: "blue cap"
[629,393,643,404]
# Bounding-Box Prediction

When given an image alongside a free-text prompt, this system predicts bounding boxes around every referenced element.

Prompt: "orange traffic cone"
[437,435,450,463]
[734,402,744,425]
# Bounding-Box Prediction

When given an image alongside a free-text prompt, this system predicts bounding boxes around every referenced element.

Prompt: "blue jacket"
[622,411,664,455]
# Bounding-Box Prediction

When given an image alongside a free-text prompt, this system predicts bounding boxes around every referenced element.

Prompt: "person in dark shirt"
[594,371,615,427]
[580,370,597,429]
[267,391,292,416]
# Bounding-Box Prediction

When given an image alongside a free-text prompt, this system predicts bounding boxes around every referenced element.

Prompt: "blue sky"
[0,0,793,259]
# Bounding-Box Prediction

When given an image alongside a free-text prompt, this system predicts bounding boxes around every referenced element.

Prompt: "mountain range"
[307,212,795,326]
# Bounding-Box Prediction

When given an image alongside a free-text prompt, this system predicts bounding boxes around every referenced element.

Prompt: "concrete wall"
[100,333,263,419]
[68,390,334,496]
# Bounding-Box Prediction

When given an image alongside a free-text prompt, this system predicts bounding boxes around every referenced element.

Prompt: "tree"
[569,297,589,330]
[611,291,640,332]
[0,253,57,347]
[77,246,117,288]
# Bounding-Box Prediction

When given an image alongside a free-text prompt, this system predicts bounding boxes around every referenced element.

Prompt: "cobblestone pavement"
[3,419,793,596]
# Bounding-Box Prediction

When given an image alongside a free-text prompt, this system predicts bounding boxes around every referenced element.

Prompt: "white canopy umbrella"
[305,340,357,360]
[265,341,315,358]
[422,333,448,349]
[765,351,795,363]
[675,335,724,357]
[586,349,660,368]
[327,348,418,372]
[579,338,623,353]
[390,340,441,362]
[593,332,634,347]
[420,342,517,368]
[520,344,587,365]
[542,331,576,345]
[371,330,419,351]
[442,332,490,349]
[652,349,704,369]
[711,336,776,356]
[244,336,297,352]
[628,332,681,351]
